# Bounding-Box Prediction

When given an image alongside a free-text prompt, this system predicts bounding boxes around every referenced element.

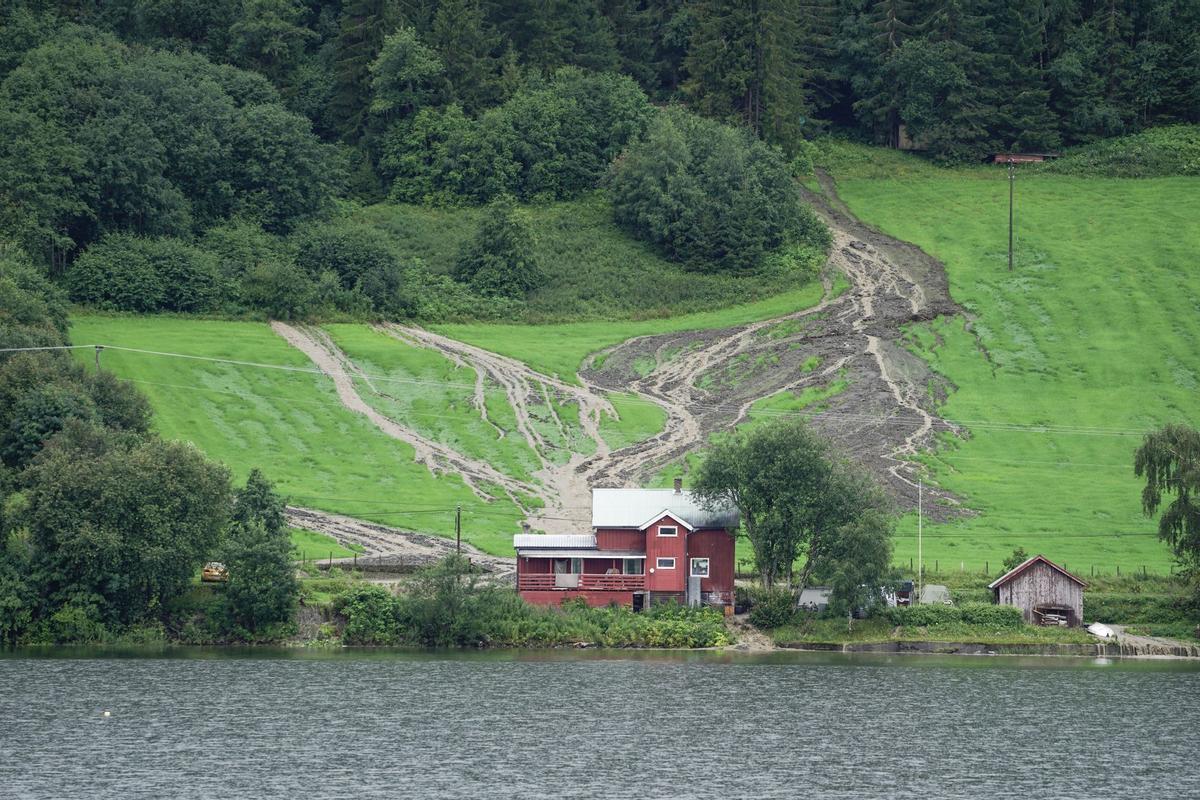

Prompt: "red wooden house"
[515,480,739,610]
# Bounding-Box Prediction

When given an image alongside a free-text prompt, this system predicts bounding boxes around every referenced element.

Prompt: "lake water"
[2,648,1198,799]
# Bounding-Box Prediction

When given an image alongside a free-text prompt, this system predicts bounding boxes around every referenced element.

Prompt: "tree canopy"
[691,419,894,602]
[1135,423,1200,570]
[610,108,828,272]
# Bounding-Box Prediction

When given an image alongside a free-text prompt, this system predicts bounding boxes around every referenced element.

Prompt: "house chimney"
[673,477,682,494]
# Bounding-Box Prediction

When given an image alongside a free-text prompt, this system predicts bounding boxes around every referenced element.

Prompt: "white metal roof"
[591,488,739,530]
[513,549,647,559]
[512,533,596,550]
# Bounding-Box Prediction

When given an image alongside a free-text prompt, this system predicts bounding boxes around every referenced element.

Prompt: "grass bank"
[356,193,824,324]
[70,316,522,555]
[821,143,1200,572]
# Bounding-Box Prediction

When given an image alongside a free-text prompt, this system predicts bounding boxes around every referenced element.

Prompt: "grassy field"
[356,193,823,324]
[290,528,360,561]
[823,145,1200,573]
[70,316,523,554]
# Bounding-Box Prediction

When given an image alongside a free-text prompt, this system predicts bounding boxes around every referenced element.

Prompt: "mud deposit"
[275,174,967,532]
[582,173,966,518]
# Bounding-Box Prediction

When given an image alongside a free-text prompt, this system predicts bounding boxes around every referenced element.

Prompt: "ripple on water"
[1,651,1198,799]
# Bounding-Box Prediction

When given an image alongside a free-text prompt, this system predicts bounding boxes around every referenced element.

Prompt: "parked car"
[201,562,228,583]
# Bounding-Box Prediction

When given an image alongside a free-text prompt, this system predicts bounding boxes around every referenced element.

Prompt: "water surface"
[2,648,1198,799]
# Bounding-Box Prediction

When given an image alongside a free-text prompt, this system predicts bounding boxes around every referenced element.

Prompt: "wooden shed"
[988,555,1086,627]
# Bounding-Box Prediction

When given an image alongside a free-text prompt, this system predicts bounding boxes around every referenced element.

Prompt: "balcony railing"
[519,573,645,591]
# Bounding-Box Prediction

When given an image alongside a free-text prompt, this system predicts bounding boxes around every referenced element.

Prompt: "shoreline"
[5,636,1199,660]
[774,639,1200,659]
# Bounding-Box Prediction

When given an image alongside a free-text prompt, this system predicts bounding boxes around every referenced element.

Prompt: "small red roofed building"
[515,479,738,610]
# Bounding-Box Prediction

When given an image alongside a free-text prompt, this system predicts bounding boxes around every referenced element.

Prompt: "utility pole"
[917,479,923,602]
[94,345,104,371]
[1008,158,1015,272]
[455,505,461,555]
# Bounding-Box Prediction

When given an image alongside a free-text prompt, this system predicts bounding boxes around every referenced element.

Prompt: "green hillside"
[69,317,522,555]
[65,152,1199,572]
[826,150,1200,574]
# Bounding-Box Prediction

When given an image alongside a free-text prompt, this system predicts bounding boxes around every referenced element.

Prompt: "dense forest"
[1,0,1197,320]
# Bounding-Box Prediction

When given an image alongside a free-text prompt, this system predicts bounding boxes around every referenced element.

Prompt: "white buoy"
[102,710,111,717]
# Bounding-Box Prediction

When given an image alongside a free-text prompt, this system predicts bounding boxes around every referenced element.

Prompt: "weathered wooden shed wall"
[994,560,1084,626]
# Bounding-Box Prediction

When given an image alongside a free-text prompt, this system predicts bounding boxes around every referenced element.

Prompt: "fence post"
[935,560,939,574]
[985,561,989,575]
[1116,565,1120,576]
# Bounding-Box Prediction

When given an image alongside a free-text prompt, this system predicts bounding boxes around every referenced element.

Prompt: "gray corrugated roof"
[590,488,739,530]
[512,533,596,550]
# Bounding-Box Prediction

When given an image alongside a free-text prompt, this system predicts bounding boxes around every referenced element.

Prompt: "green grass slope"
[828,150,1199,573]
[70,317,522,554]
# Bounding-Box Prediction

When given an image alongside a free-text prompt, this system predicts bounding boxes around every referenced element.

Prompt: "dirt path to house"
[275,173,967,535]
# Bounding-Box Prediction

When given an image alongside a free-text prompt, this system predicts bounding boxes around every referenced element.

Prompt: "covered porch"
[516,550,646,593]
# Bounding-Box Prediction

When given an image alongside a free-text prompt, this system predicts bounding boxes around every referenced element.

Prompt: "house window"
[658,525,678,537]
[623,558,644,575]
[656,557,676,569]
[571,557,582,574]
[690,558,710,578]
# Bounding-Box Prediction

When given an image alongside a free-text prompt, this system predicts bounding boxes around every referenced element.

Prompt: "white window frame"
[657,525,678,537]
[656,557,676,569]
[690,558,710,578]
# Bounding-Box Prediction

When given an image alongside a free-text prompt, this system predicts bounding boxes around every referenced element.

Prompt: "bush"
[1083,593,1191,624]
[453,198,544,299]
[383,68,652,204]
[959,603,1024,629]
[67,234,223,312]
[610,107,829,273]
[748,587,797,630]
[885,604,962,626]
[1046,125,1200,177]
[335,583,401,645]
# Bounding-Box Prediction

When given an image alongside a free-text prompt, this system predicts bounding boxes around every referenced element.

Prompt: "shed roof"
[591,488,739,530]
[987,554,1087,590]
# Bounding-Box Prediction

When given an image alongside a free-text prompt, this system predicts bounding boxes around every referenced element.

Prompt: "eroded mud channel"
[275,173,968,548]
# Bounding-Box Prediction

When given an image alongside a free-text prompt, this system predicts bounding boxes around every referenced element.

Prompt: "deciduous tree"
[1135,423,1200,569]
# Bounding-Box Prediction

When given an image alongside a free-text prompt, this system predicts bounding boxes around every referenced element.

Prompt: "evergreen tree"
[428,0,506,113]
[453,197,544,299]
[368,27,444,121]
[232,468,287,537]
[684,0,814,151]
[330,0,403,142]
[993,0,1060,149]
[485,0,619,73]
[845,0,917,146]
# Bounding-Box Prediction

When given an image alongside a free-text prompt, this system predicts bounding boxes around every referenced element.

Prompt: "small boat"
[1086,622,1115,639]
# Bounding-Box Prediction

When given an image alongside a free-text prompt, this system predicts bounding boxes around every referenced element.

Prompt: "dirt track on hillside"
[274,173,967,537]
[286,506,516,582]
[578,172,966,517]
